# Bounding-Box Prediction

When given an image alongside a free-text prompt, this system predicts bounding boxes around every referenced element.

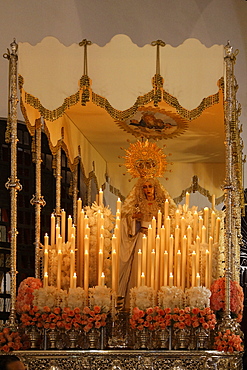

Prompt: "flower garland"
[210,277,244,322]
[214,329,243,352]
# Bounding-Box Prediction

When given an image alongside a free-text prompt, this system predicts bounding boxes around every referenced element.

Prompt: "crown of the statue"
[123,140,167,179]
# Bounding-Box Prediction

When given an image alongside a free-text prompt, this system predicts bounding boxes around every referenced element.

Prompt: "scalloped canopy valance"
[18,35,225,198]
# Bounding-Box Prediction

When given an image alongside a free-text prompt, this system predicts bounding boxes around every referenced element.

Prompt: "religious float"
[0,35,244,369]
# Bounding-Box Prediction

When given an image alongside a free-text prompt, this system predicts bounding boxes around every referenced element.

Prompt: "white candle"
[44,248,49,275]
[204,207,209,243]
[44,233,49,247]
[157,210,162,236]
[56,224,60,246]
[71,234,75,251]
[210,211,216,240]
[151,249,155,289]
[155,235,160,291]
[99,188,103,206]
[160,226,165,286]
[98,249,103,286]
[202,225,206,244]
[147,224,152,286]
[67,215,72,242]
[196,236,200,275]
[193,211,198,239]
[198,216,203,239]
[70,249,75,289]
[138,249,142,288]
[117,197,121,212]
[141,272,145,286]
[164,199,169,220]
[176,250,181,287]
[208,236,213,287]
[205,249,210,288]
[152,216,156,249]
[196,273,200,287]
[215,217,221,243]
[165,216,171,250]
[185,192,190,210]
[44,272,48,288]
[50,214,55,246]
[57,234,62,252]
[57,250,62,290]
[181,217,185,239]
[84,248,89,294]
[72,272,77,289]
[181,235,187,290]
[101,272,105,286]
[169,235,174,276]
[169,272,174,287]
[211,194,215,210]
[61,209,66,242]
[112,249,117,292]
[175,209,180,227]
[142,234,147,278]
[164,251,168,286]
[191,251,196,287]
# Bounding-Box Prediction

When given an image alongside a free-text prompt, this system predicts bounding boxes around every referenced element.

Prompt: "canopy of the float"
[18,35,225,199]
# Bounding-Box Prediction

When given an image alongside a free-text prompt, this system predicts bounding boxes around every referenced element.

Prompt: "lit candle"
[67,215,72,242]
[208,236,213,287]
[196,273,200,287]
[196,236,200,275]
[50,214,55,246]
[44,233,49,247]
[169,272,174,287]
[181,217,185,239]
[164,199,169,220]
[44,272,48,288]
[77,198,82,217]
[98,249,103,286]
[193,211,198,239]
[191,251,196,287]
[141,272,145,286]
[56,224,60,246]
[198,216,203,239]
[152,216,156,248]
[155,235,160,291]
[215,217,221,243]
[117,197,121,212]
[101,272,105,286]
[71,234,75,251]
[157,210,162,236]
[160,226,165,286]
[99,188,103,206]
[84,247,89,294]
[205,250,210,288]
[169,235,174,277]
[138,249,142,288]
[71,224,76,241]
[57,250,62,290]
[151,249,155,289]
[210,211,216,240]
[164,251,168,286]
[147,224,152,286]
[57,234,62,252]
[61,209,66,242]
[72,272,77,289]
[174,226,180,283]
[112,249,117,292]
[142,234,147,277]
[185,192,190,210]
[70,249,75,289]
[165,217,171,249]
[202,225,206,244]
[175,209,180,227]
[44,248,49,275]
[181,235,187,290]
[176,250,181,287]
[204,207,209,243]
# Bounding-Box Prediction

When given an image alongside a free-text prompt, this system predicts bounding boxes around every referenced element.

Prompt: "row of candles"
[43,190,220,294]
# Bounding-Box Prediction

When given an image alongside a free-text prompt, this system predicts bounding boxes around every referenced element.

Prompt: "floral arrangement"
[172,307,192,330]
[89,285,112,313]
[214,329,243,352]
[0,327,24,352]
[210,277,244,322]
[185,286,211,309]
[82,306,107,332]
[48,241,73,290]
[158,286,185,309]
[190,307,216,330]
[84,202,114,286]
[16,277,43,313]
[130,306,161,331]
[130,286,155,311]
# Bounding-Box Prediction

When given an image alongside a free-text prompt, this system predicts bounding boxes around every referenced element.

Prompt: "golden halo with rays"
[123,140,167,179]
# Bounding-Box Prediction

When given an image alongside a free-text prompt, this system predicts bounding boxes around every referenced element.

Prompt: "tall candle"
[137,249,142,288]
[185,191,190,210]
[44,248,48,275]
[117,197,121,212]
[50,214,55,246]
[196,236,200,275]
[164,251,168,286]
[169,272,174,287]
[191,251,196,287]
[196,273,200,287]
[181,217,185,239]
[70,249,75,289]
[193,211,198,239]
[211,194,215,210]
[202,226,206,244]
[71,234,75,251]
[215,217,221,243]
[205,250,210,288]
[44,233,49,247]
[157,210,162,236]
[57,250,62,290]
[57,234,62,252]
[198,216,203,239]
[204,207,209,243]
[112,249,117,292]
[174,226,180,284]
[44,272,48,288]
[151,249,155,289]
[147,225,152,286]
[176,250,181,287]
[164,199,169,220]
[56,224,60,246]
[77,198,82,219]
[84,248,89,294]
[72,273,77,289]
[61,209,66,242]
[208,236,213,287]
[160,226,165,286]
[85,223,90,238]
[165,217,171,249]
[141,272,145,286]
[155,235,160,291]
[152,216,156,248]
[169,235,174,276]
[71,224,76,240]
[101,272,105,286]
[181,235,187,290]
[142,234,147,277]
[175,209,180,227]
[98,249,103,286]
[211,211,216,240]
[67,215,72,242]
[99,188,103,206]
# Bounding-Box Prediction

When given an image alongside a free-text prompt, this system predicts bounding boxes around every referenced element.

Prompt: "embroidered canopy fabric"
[18,35,225,198]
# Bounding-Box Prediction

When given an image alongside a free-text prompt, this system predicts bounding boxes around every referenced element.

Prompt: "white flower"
[89,285,111,313]
[185,286,211,309]
[130,286,155,311]
[158,286,185,309]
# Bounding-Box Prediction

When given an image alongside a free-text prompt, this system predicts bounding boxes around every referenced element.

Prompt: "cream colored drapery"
[18,35,225,198]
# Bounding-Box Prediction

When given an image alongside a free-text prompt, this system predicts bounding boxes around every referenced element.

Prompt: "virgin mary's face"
[142,181,155,200]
